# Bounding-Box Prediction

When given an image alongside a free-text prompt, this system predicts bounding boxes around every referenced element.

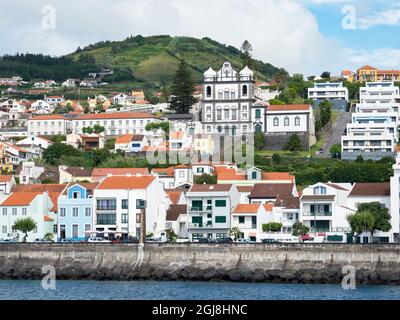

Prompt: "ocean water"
[0,280,400,300]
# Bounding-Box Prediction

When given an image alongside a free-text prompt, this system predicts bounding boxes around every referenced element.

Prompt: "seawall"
[1,243,400,285]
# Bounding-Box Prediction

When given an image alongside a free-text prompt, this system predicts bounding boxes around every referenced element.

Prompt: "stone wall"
[1,243,400,285]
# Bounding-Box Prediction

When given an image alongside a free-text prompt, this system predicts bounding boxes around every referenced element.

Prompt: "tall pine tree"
[240,40,253,68]
[170,59,198,114]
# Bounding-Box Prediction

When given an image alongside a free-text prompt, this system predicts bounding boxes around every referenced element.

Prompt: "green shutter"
[215,200,226,207]
[215,216,226,223]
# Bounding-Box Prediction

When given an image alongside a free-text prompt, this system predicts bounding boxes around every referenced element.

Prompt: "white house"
[30,100,54,113]
[0,175,16,195]
[18,162,45,185]
[93,175,168,239]
[308,82,348,111]
[28,115,70,136]
[0,191,55,242]
[114,134,147,153]
[166,204,188,239]
[16,135,52,157]
[186,184,240,241]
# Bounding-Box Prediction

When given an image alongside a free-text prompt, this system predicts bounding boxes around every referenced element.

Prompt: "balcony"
[188,222,213,229]
[189,206,212,213]
[303,211,332,217]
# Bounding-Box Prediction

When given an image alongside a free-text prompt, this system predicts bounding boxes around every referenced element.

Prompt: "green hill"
[0,35,280,88]
[70,35,280,85]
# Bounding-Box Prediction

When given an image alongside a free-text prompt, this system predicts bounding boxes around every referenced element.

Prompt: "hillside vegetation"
[0,35,280,87]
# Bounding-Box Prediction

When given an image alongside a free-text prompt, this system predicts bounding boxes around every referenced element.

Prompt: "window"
[122,199,128,209]
[239,216,245,224]
[314,186,327,195]
[2,226,6,234]
[72,192,79,199]
[224,109,229,119]
[251,171,257,179]
[85,224,91,233]
[191,200,203,211]
[255,109,261,119]
[255,124,262,133]
[97,199,116,211]
[85,207,91,217]
[12,208,17,215]
[232,126,237,136]
[217,109,222,120]
[224,90,229,100]
[22,208,27,215]
[206,86,212,98]
[2,208,6,216]
[232,109,237,120]
[284,117,289,126]
[72,225,78,238]
[218,90,223,99]
[216,233,227,239]
[33,227,37,233]
[136,214,141,223]
[295,116,300,126]
[215,200,226,207]
[273,117,279,126]
[179,171,185,178]
[60,208,66,217]
[122,214,128,224]
[242,85,248,96]
[96,214,116,225]
[72,208,79,217]
[231,90,236,99]
[197,167,204,174]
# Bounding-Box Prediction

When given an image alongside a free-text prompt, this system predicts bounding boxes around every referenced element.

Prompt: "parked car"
[60,239,73,243]
[236,238,255,243]
[0,238,18,243]
[87,237,111,243]
[217,237,233,243]
[261,239,281,244]
[32,238,53,243]
[197,238,209,243]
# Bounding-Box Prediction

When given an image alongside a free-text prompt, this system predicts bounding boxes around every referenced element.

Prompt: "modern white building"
[342,81,400,160]
[201,62,256,136]
[186,184,240,241]
[308,82,348,111]
[93,175,168,239]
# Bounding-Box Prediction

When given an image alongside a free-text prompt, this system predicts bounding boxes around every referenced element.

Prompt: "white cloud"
[358,8,400,29]
[346,47,400,69]
[0,0,397,76]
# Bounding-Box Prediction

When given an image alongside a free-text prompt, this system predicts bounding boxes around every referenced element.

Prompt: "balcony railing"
[188,223,213,229]
[189,206,212,213]
[303,211,332,216]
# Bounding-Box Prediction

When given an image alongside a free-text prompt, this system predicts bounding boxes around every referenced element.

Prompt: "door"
[72,225,79,239]
[60,225,66,240]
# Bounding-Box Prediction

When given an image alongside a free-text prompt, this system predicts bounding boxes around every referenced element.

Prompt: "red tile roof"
[31,115,67,120]
[262,172,295,182]
[115,134,134,144]
[0,175,12,182]
[75,112,162,120]
[263,203,274,212]
[152,167,175,176]
[232,204,260,214]
[165,190,183,204]
[349,183,390,197]
[358,65,378,71]
[267,104,311,111]
[97,176,155,190]
[44,215,54,222]
[92,168,149,179]
[1,192,41,206]
[189,184,232,192]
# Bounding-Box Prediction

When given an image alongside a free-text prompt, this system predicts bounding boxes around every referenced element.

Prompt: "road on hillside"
[318,112,351,158]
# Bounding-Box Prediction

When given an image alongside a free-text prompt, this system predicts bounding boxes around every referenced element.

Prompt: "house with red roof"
[0,190,55,242]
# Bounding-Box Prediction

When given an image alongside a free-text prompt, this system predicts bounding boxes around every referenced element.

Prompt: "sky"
[0,0,399,76]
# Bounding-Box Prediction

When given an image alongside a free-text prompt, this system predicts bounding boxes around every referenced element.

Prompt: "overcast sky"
[0,0,399,76]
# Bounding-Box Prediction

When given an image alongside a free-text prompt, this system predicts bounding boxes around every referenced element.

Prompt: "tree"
[278,88,297,104]
[93,124,105,134]
[262,222,283,233]
[160,86,171,103]
[273,68,290,90]
[284,134,303,152]
[357,202,391,241]
[50,134,66,143]
[44,233,54,242]
[165,229,177,242]
[13,218,37,243]
[269,99,284,105]
[347,210,375,242]
[254,132,265,151]
[229,227,241,241]
[169,59,198,114]
[145,121,170,140]
[292,222,310,237]
[82,127,94,134]
[330,144,341,158]
[194,174,217,184]
[43,142,81,165]
[319,100,332,127]
[240,40,253,68]
[356,155,364,163]
[272,153,281,164]
[320,71,331,79]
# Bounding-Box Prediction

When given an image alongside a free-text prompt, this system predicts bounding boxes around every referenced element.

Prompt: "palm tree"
[13,218,37,243]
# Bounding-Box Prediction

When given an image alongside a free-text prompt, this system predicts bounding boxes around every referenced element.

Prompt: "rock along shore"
[1,243,400,285]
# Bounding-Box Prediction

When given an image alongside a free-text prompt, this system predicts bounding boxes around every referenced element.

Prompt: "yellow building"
[355,65,378,82]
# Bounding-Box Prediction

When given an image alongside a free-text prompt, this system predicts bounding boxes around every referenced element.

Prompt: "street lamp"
[136,199,146,243]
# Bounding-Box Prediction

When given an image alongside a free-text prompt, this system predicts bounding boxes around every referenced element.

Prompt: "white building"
[30,100,54,113]
[201,62,255,136]
[18,162,45,185]
[93,175,168,239]
[44,95,65,105]
[391,163,400,243]
[186,184,240,241]
[342,81,400,160]
[308,82,348,111]
[70,112,162,136]
[28,115,70,136]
